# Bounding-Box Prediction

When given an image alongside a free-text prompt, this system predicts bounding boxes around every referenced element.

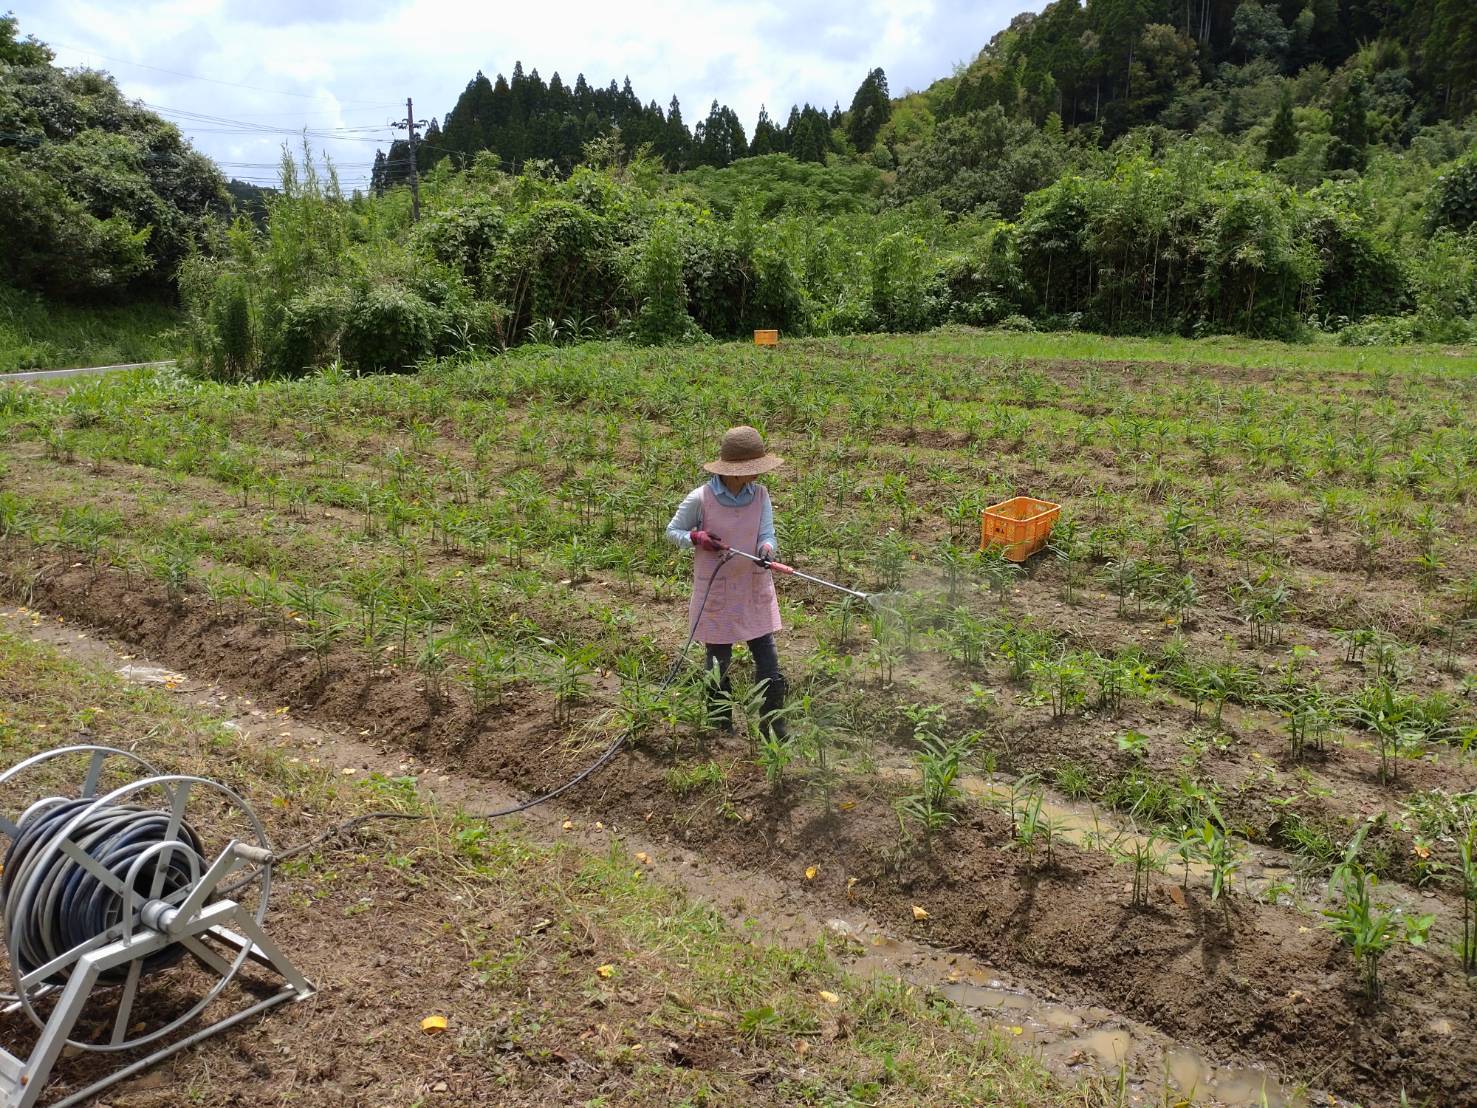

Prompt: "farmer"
[666,425,787,738]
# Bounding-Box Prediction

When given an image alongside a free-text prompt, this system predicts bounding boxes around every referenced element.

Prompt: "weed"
[1053,761,1093,800]
[667,761,727,796]
[1116,730,1149,761]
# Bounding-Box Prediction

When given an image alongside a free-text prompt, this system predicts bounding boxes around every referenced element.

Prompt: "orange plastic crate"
[754,329,780,346]
[980,496,1061,562]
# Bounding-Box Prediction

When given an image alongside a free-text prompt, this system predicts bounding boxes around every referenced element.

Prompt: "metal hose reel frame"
[3,776,273,1052]
[0,746,310,1108]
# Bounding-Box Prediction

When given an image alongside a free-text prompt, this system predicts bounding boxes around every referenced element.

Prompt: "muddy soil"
[5,553,1474,1107]
[1,610,1298,1108]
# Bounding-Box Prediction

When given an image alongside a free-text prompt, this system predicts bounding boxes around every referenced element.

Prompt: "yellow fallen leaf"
[420,1015,448,1034]
[837,800,857,812]
[562,820,575,831]
[635,851,652,865]
[818,990,840,1005]
[912,905,930,921]
[596,964,615,979]
[804,865,819,881]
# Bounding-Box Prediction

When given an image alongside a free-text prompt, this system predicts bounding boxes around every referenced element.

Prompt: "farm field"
[0,623,1083,1107]
[2,327,1476,1105]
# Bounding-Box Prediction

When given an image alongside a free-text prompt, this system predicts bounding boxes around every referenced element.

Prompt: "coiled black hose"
[1,799,206,985]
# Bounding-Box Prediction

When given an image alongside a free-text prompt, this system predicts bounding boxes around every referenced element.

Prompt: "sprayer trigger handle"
[767,561,795,575]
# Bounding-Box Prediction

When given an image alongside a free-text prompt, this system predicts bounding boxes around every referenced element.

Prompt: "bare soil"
[6,550,1475,1107]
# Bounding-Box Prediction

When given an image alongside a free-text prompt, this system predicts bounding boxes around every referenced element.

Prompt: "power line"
[131,103,399,122]
[140,102,395,142]
[44,37,400,106]
[147,103,394,131]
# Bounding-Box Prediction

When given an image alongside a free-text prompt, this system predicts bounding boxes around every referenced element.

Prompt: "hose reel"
[0,747,313,1108]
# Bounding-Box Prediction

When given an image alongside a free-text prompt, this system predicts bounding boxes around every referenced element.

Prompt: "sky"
[16,0,1032,191]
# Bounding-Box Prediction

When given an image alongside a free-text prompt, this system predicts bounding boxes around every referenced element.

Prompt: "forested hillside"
[3,3,1476,377]
[376,1,1477,186]
[371,68,845,189]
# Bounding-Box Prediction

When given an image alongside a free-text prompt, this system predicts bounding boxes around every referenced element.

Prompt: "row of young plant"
[15,384,1477,677]
[23,338,1477,517]
[5,352,1473,764]
[3,437,1475,1007]
[7,379,1474,786]
[223,359,1477,519]
[821,693,1474,1004]
[24,349,1477,620]
[11,451,1467,809]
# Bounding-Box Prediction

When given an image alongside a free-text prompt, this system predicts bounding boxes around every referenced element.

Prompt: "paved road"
[0,359,176,384]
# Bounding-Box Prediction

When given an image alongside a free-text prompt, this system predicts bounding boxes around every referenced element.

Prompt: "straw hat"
[702,426,783,477]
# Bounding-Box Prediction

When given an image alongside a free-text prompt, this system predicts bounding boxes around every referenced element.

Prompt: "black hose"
[1,800,205,984]
[268,554,737,862]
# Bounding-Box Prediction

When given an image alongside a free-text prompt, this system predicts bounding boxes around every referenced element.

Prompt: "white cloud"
[18,0,1029,189]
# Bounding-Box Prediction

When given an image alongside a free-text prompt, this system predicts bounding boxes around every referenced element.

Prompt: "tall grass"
[0,284,182,373]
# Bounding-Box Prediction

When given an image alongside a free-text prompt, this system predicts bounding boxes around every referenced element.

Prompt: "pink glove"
[689,529,726,552]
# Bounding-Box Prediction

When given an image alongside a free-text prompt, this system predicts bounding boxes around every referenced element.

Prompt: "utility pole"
[397,97,425,222]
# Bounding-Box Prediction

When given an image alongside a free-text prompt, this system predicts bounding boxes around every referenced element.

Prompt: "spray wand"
[720,545,873,603]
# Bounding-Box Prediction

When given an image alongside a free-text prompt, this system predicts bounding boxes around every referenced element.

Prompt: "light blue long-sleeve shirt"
[666,477,777,554]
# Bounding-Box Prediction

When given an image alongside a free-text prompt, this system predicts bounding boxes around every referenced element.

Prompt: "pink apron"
[688,484,783,645]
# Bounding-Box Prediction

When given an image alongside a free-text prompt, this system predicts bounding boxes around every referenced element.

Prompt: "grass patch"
[0,285,181,373]
[867,326,1477,376]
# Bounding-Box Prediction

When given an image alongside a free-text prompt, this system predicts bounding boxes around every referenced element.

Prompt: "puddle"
[937,979,1305,1106]
[116,663,185,686]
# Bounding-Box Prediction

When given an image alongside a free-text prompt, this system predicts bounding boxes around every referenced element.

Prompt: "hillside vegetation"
[2,5,1476,376]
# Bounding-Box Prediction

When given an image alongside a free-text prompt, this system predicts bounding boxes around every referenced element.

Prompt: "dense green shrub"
[634,216,698,345]
[341,285,439,373]
[0,23,227,296]
[1302,190,1409,323]
[176,138,1476,380]
[1428,151,1477,233]
[205,273,257,381]
[273,285,351,377]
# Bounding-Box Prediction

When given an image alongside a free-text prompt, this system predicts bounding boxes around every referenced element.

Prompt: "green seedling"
[1199,817,1243,926]
[1117,830,1166,908]
[1323,830,1433,1002]
[1117,730,1149,761]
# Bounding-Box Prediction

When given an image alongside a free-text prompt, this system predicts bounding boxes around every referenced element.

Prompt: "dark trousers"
[704,633,787,738]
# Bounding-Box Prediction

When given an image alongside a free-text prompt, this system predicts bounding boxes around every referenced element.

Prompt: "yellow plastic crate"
[754,329,779,346]
[980,496,1061,562]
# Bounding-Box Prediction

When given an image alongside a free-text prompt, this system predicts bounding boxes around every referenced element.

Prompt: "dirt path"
[0,603,1320,1107]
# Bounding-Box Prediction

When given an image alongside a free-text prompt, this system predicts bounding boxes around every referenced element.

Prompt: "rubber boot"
[760,674,789,741]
